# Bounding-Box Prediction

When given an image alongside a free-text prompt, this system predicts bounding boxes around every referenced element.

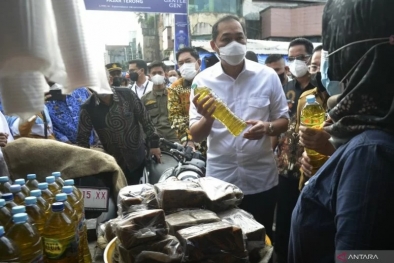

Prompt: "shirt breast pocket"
[247,96,270,120]
[146,105,159,124]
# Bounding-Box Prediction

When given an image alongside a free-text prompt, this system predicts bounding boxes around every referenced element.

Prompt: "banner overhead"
[174,14,189,52]
[84,0,188,14]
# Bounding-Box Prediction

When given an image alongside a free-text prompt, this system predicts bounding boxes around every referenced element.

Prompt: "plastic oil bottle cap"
[25,197,37,205]
[38,183,48,190]
[14,179,26,185]
[27,174,36,180]
[62,186,73,194]
[52,202,64,212]
[306,95,316,104]
[1,193,13,201]
[30,190,42,197]
[55,193,67,202]
[0,198,5,207]
[46,176,55,184]
[64,179,75,186]
[0,176,10,183]
[52,172,61,178]
[13,213,28,224]
[12,206,26,215]
[9,185,21,193]
[0,226,4,236]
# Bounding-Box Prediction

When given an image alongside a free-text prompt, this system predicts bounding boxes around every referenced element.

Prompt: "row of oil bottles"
[0,172,92,263]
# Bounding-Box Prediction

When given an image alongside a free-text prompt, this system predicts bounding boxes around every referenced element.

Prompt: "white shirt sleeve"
[269,74,290,121]
[189,79,203,128]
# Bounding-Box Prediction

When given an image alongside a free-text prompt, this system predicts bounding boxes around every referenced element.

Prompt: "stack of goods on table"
[104,177,268,263]
[0,173,92,263]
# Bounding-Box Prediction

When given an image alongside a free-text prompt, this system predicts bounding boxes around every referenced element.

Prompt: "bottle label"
[44,235,78,260]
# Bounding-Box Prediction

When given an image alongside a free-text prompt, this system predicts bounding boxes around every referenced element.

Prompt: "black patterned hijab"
[322,0,394,140]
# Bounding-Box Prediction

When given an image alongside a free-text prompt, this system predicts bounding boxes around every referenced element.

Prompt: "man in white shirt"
[129,59,153,99]
[189,15,289,239]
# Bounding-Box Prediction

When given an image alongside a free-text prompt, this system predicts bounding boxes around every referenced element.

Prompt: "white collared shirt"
[189,60,289,195]
[132,80,153,99]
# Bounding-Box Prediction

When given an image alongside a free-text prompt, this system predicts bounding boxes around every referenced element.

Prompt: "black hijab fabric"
[322,0,394,139]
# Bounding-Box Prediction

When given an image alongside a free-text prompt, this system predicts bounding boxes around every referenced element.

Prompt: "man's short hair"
[129,59,148,74]
[176,47,199,62]
[212,15,246,41]
[245,51,258,62]
[265,54,284,64]
[312,45,323,54]
[288,38,314,55]
[148,61,167,73]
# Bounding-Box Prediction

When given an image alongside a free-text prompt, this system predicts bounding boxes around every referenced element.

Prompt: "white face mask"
[217,41,247,66]
[180,62,199,80]
[151,74,165,86]
[168,76,178,83]
[288,60,308,78]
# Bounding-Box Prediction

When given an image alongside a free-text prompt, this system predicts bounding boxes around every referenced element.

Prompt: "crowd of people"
[0,0,393,262]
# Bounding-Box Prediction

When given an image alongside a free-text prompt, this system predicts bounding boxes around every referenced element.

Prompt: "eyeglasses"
[308,65,320,74]
[287,55,310,62]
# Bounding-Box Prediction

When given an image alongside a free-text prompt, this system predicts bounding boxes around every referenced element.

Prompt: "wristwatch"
[268,122,274,135]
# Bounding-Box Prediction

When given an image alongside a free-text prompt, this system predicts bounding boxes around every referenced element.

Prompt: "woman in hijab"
[288,0,394,262]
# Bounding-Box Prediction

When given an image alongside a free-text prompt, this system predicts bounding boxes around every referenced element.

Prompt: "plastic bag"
[154,180,208,213]
[165,209,220,235]
[176,221,248,262]
[116,209,168,249]
[218,209,266,262]
[118,235,183,263]
[198,177,244,212]
[104,217,122,243]
[117,184,159,215]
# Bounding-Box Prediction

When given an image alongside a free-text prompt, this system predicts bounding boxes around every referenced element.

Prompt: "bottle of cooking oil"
[14,178,30,197]
[300,95,329,176]
[46,176,61,195]
[30,189,51,218]
[0,225,21,262]
[63,186,91,263]
[26,174,40,190]
[193,86,247,136]
[0,198,12,227]
[9,184,26,205]
[43,202,79,262]
[38,182,55,204]
[6,206,35,231]
[52,172,64,187]
[1,193,17,210]
[55,193,81,260]
[6,213,43,262]
[0,176,12,193]
[25,196,46,235]
[64,179,82,202]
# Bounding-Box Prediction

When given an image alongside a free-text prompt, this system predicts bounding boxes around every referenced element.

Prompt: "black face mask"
[129,72,139,82]
[112,77,122,87]
[278,72,286,83]
[310,72,326,92]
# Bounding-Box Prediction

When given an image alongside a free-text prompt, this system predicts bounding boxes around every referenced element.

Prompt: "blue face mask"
[320,50,343,96]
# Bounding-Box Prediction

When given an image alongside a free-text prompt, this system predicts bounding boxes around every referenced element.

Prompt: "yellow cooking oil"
[43,202,79,262]
[9,184,26,205]
[30,189,51,218]
[194,86,247,136]
[0,225,21,262]
[63,186,91,263]
[46,176,61,195]
[6,213,43,263]
[38,183,55,204]
[25,196,46,235]
[55,193,81,261]
[26,174,40,191]
[14,178,31,197]
[300,95,329,175]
